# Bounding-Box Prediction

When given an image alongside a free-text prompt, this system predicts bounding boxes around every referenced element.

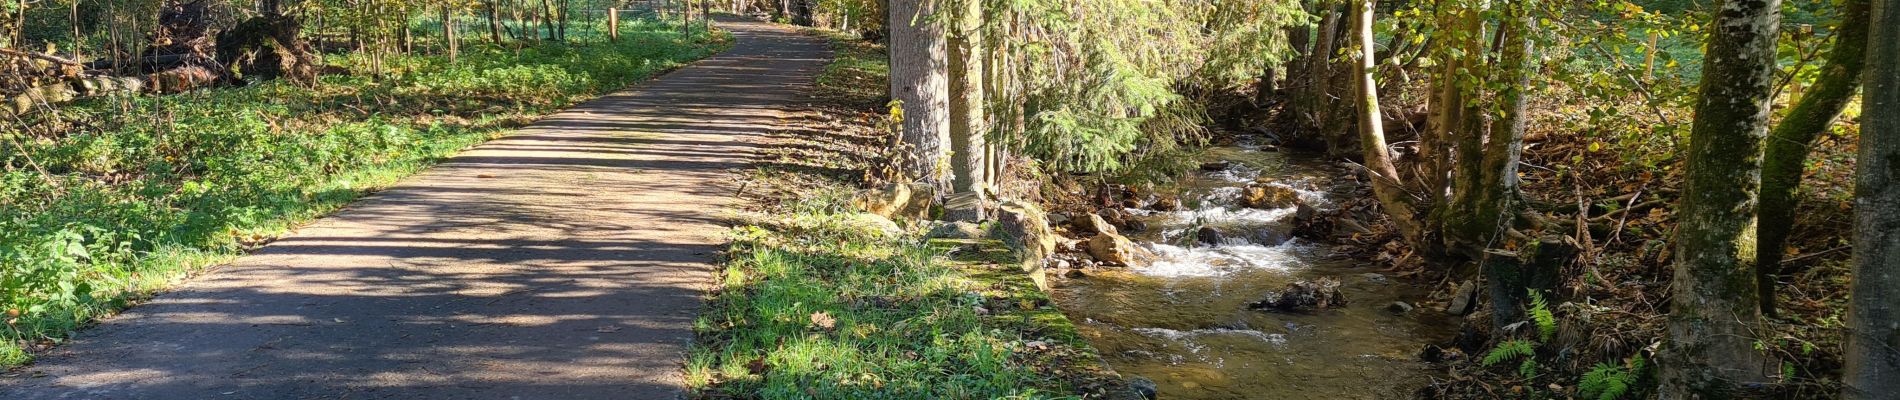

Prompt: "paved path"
[0,17,827,400]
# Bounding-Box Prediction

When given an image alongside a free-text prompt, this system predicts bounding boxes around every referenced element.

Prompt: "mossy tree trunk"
[1754,0,1871,317]
[1842,0,1900,396]
[1349,0,1424,248]
[1660,0,1779,395]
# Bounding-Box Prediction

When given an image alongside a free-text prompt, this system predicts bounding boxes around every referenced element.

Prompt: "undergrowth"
[0,17,727,367]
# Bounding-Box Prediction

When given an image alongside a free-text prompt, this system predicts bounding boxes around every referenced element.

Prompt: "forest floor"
[0,16,825,399]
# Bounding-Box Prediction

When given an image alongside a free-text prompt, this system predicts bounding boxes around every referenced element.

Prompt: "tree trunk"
[1755,0,1871,316]
[486,0,504,43]
[1661,0,1779,396]
[443,5,459,62]
[608,6,620,41]
[540,0,557,40]
[945,0,987,221]
[1843,0,1900,396]
[1348,0,1425,247]
[888,0,950,191]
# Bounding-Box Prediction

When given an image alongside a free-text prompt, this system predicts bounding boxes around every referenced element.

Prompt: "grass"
[685,28,1115,400]
[686,181,1104,399]
[0,17,728,367]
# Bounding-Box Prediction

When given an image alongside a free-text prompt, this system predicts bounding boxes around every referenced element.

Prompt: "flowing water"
[1052,140,1454,399]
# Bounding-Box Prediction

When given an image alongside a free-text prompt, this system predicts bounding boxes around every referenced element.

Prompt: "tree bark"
[487,0,504,44]
[443,5,459,62]
[888,0,950,191]
[946,0,987,221]
[608,6,620,42]
[1843,0,1900,396]
[1755,0,1871,316]
[1661,0,1779,396]
[1348,0,1425,247]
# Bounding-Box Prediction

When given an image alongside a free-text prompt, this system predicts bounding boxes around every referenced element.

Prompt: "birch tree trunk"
[1842,0,1900,396]
[1755,0,1871,316]
[1661,0,1779,395]
[1348,0,1424,248]
[888,0,950,190]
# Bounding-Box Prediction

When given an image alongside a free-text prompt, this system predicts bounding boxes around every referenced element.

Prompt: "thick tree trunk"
[1448,2,1529,257]
[945,0,987,221]
[1842,0,1900,396]
[888,0,950,191]
[1755,0,1871,316]
[1348,0,1424,247]
[1661,0,1779,396]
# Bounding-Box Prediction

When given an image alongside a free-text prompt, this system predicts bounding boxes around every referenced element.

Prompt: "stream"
[1051,138,1455,399]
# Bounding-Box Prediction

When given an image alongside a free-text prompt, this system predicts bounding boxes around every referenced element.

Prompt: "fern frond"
[1528,289,1556,342]
[1482,340,1537,366]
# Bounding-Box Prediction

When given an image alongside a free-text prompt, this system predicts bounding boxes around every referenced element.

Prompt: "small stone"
[1127,376,1159,400]
[1361,273,1388,284]
[1200,161,1231,171]
[1387,301,1415,314]
[1241,184,1302,209]
[1444,280,1479,316]
[1064,269,1086,278]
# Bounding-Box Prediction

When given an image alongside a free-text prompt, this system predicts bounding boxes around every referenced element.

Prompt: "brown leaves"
[808,311,836,331]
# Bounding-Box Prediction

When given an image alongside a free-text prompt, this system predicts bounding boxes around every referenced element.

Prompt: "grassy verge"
[0,17,729,367]
[684,28,1120,399]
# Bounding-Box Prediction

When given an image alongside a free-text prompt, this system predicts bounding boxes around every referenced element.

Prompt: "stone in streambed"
[1196,226,1227,245]
[1250,278,1347,312]
[1086,232,1153,268]
[1242,184,1301,209]
[1073,213,1120,236]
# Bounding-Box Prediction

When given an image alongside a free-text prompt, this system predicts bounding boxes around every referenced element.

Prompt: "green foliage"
[686,189,1071,398]
[1528,289,1556,342]
[1483,339,1538,367]
[1578,354,1647,400]
[0,18,721,366]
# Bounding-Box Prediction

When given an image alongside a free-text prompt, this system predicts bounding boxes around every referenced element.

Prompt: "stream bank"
[1040,134,1457,398]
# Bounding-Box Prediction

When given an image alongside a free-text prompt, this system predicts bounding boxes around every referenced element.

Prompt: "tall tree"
[944,0,986,220]
[1661,0,1779,395]
[888,0,949,189]
[1348,0,1422,249]
[1755,0,1872,316]
[1843,0,1900,395]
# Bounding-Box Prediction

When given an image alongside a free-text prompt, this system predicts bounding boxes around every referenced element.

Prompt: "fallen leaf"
[809,311,836,330]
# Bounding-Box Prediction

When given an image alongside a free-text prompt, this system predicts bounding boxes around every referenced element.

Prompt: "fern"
[1578,354,1646,400]
[1527,289,1556,342]
[1483,340,1537,366]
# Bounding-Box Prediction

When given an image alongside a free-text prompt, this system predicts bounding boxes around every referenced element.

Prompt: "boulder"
[1127,376,1159,400]
[996,200,1058,289]
[843,213,904,238]
[1387,301,1416,314]
[1086,232,1153,267]
[851,182,936,221]
[941,191,986,222]
[1074,213,1120,236]
[1242,184,1302,209]
[1250,278,1347,312]
[1200,161,1232,171]
[1150,195,1181,211]
[1196,226,1227,245]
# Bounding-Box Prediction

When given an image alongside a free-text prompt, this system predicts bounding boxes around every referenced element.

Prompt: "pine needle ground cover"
[0,18,727,367]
